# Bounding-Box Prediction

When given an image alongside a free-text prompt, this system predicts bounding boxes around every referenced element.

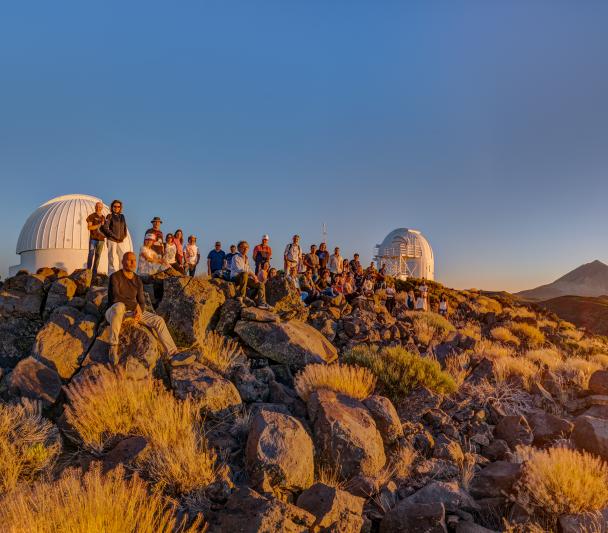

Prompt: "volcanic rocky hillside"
[517,259,608,301]
[2,267,608,531]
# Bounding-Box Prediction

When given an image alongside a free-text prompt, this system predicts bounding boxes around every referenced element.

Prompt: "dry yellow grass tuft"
[197,330,241,374]
[477,339,515,360]
[389,445,417,481]
[0,402,60,494]
[555,357,602,389]
[65,369,217,494]
[591,353,608,367]
[0,463,201,533]
[458,322,481,341]
[510,323,545,348]
[475,295,503,314]
[524,348,563,370]
[505,306,536,320]
[515,446,608,516]
[444,353,470,388]
[493,356,538,390]
[408,311,456,344]
[294,363,376,402]
[490,326,521,346]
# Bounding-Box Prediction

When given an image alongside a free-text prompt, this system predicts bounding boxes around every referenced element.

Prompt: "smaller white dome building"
[374,228,434,281]
[10,194,134,276]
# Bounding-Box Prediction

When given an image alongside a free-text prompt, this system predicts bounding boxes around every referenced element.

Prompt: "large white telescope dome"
[10,194,134,276]
[374,228,434,281]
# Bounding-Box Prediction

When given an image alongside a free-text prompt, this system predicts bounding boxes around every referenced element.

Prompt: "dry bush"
[505,306,536,320]
[476,296,503,314]
[408,311,455,344]
[0,403,60,494]
[515,447,608,516]
[0,463,201,533]
[559,324,584,341]
[477,339,515,360]
[510,323,545,348]
[197,331,241,374]
[555,357,602,389]
[459,322,481,341]
[537,318,558,329]
[490,326,521,346]
[444,353,470,388]
[315,462,347,489]
[389,445,417,481]
[524,348,563,370]
[493,356,538,390]
[465,379,532,416]
[65,369,217,494]
[294,363,376,402]
[591,353,608,367]
[344,345,456,401]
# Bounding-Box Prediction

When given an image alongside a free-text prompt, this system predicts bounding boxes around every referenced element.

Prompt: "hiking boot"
[244,297,257,307]
[108,345,120,366]
[257,302,272,310]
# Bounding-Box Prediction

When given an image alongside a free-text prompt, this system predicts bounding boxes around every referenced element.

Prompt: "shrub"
[459,322,481,341]
[0,463,201,533]
[524,348,562,370]
[65,369,217,494]
[476,296,502,314]
[555,357,602,389]
[477,339,515,360]
[515,447,608,515]
[444,353,470,388]
[493,356,538,390]
[344,345,456,401]
[0,403,60,494]
[591,353,608,367]
[408,311,455,344]
[197,330,241,374]
[505,306,536,320]
[389,445,417,481]
[294,363,376,402]
[490,327,521,346]
[510,323,545,348]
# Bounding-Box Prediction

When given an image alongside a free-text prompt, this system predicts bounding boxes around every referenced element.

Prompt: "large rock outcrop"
[235,318,338,367]
[0,273,45,319]
[157,276,225,346]
[33,306,97,380]
[0,316,43,368]
[7,356,62,406]
[296,483,365,532]
[246,409,314,492]
[307,389,386,479]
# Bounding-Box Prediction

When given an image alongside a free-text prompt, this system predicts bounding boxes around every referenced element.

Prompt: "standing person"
[439,294,449,317]
[385,281,396,314]
[419,281,429,298]
[229,241,270,308]
[146,217,164,256]
[415,292,426,311]
[329,247,343,276]
[407,289,416,310]
[350,253,361,274]
[106,252,179,364]
[224,244,238,270]
[138,233,165,276]
[207,241,226,276]
[304,244,320,275]
[184,235,200,277]
[163,233,180,271]
[173,229,185,273]
[342,258,350,276]
[86,201,105,281]
[252,235,272,274]
[284,235,302,274]
[103,199,130,275]
[316,242,329,271]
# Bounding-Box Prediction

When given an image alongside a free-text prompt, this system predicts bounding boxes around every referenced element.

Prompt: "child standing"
[184,235,200,277]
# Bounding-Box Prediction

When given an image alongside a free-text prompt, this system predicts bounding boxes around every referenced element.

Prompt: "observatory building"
[10,194,134,276]
[374,228,434,281]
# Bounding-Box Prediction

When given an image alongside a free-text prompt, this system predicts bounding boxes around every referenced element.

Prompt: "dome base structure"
[10,194,133,276]
[374,228,434,281]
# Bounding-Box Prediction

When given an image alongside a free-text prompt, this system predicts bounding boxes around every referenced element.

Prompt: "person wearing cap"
[146,217,164,256]
[207,241,226,276]
[184,235,200,277]
[252,235,272,275]
[138,233,165,276]
[284,235,302,274]
[102,199,131,275]
[230,240,270,309]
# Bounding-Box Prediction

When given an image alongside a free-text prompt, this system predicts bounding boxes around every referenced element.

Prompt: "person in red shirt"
[252,234,272,274]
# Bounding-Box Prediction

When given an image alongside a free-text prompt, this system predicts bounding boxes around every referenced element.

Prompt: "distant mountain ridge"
[536,294,608,336]
[516,260,608,301]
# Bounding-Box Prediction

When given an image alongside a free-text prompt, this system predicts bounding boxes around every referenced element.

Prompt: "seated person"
[229,240,270,309]
[361,275,375,297]
[300,269,321,304]
[138,233,165,276]
[257,261,271,283]
[316,269,332,291]
[268,267,278,280]
[106,252,178,364]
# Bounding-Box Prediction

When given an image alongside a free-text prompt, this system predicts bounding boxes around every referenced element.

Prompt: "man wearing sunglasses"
[103,199,130,275]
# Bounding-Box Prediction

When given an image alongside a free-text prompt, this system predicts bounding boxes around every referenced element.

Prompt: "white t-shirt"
[284,243,301,263]
[185,244,199,265]
[164,242,177,264]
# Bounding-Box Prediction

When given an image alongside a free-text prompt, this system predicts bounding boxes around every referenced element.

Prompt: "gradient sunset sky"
[1,1,607,291]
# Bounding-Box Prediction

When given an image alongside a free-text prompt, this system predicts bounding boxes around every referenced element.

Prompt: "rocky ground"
[1,267,608,532]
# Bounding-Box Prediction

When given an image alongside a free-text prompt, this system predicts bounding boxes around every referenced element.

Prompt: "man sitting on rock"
[230,241,270,309]
[106,251,178,364]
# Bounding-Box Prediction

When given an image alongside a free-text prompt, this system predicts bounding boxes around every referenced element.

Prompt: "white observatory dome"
[374,228,434,281]
[10,194,134,276]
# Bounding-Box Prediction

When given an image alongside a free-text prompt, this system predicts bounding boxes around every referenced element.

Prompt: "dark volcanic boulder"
[469,461,522,499]
[0,273,45,319]
[494,415,533,448]
[406,481,479,513]
[157,276,225,346]
[589,370,608,395]
[246,409,314,492]
[0,316,43,368]
[235,319,338,367]
[527,410,573,446]
[33,306,97,379]
[7,356,62,406]
[363,394,403,444]
[308,389,386,478]
[265,275,308,320]
[572,415,608,458]
[380,501,447,533]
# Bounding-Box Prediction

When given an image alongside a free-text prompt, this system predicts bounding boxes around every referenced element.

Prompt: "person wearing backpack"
[252,235,272,274]
[284,234,302,274]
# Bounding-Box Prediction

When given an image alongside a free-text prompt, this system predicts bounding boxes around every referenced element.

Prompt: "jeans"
[105,302,177,356]
[187,264,197,277]
[87,239,104,277]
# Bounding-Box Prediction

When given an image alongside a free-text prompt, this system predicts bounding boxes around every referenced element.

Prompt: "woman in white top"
[415,292,426,311]
[163,233,178,269]
[439,294,448,316]
[138,233,164,276]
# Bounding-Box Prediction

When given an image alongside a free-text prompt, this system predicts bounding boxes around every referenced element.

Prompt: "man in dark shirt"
[103,199,131,275]
[224,244,237,270]
[350,253,362,273]
[105,251,178,364]
[207,241,226,276]
[86,201,105,280]
[146,216,164,256]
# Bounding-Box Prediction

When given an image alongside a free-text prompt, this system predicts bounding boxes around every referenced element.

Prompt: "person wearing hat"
[252,235,272,274]
[138,232,165,276]
[207,241,226,276]
[146,216,164,256]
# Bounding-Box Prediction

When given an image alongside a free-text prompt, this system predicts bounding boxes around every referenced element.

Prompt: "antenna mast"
[322,223,327,243]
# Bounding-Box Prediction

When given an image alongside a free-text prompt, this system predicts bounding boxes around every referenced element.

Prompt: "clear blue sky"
[1,1,607,291]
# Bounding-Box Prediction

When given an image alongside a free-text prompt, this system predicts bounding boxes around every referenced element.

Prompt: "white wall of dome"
[374,228,434,281]
[10,194,133,276]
